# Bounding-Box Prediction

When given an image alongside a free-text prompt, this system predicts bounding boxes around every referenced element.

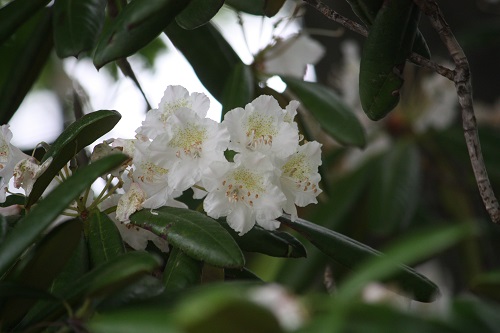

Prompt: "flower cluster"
[112,85,323,235]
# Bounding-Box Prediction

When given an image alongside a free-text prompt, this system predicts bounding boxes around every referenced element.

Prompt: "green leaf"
[93,0,188,68]
[334,223,472,303]
[0,219,82,328]
[217,220,307,258]
[470,271,500,302]
[162,247,203,292]
[345,0,430,59]
[337,302,453,333]
[27,109,122,208]
[225,0,266,15]
[225,0,285,17]
[225,267,262,281]
[97,275,165,312]
[175,0,224,30]
[130,207,245,268]
[0,154,128,278]
[367,141,420,235]
[0,8,53,124]
[275,158,376,291]
[221,62,255,119]
[359,0,420,120]
[450,296,500,333]
[87,210,125,268]
[18,251,161,330]
[53,0,107,58]
[282,77,366,147]
[87,251,162,298]
[0,0,50,45]
[174,284,284,333]
[278,216,447,302]
[264,0,286,17]
[165,22,242,102]
[87,307,179,333]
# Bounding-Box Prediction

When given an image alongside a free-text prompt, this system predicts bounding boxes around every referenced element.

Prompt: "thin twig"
[302,0,368,37]
[302,0,500,223]
[413,0,500,223]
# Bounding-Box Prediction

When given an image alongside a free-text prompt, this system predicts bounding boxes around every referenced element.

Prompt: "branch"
[413,0,500,223]
[302,0,500,223]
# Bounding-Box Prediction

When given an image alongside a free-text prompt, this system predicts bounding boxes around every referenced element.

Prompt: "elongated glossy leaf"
[53,0,107,58]
[176,0,224,30]
[283,77,366,147]
[359,0,419,120]
[165,22,242,102]
[0,8,52,124]
[130,207,244,268]
[367,141,420,235]
[27,110,122,208]
[87,251,162,298]
[334,224,472,303]
[0,0,50,45]
[221,62,255,119]
[218,220,307,258]
[163,247,202,292]
[225,0,285,17]
[93,0,187,68]
[278,215,443,302]
[97,275,164,312]
[264,0,286,17]
[87,210,125,267]
[225,0,266,15]
[345,0,430,59]
[18,251,161,329]
[276,157,377,291]
[0,154,128,277]
[0,219,82,328]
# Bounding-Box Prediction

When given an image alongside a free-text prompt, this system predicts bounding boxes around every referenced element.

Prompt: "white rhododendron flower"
[128,140,175,209]
[101,195,169,252]
[148,108,229,191]
[203,152,286,235]
[137,85,210,140]
[0,125,31,202]
[259,34,325,79]
[13,157,51,196]
[103,86,322,235]
[115,182,146,222]
[223,95,299,159]
[278,141,323,220]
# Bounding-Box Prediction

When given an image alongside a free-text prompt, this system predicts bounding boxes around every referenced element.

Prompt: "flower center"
[169,123,207,159]
[138,161,168,183]
[282,153,318,193]
[245,114,277,150]
[222,168,265,206]
[160,99,190,122]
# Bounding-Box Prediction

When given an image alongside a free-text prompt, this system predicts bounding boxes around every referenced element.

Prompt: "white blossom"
[136,85,210,140]
[0,125,31,202]
[203,152,286,235]
[278,141,322,220]
[115,182,146,222]
[148,108,229,191]
[13,156,51,196]
[223,95,299,160]
[259,34,325,79]
[128,140,177,209]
